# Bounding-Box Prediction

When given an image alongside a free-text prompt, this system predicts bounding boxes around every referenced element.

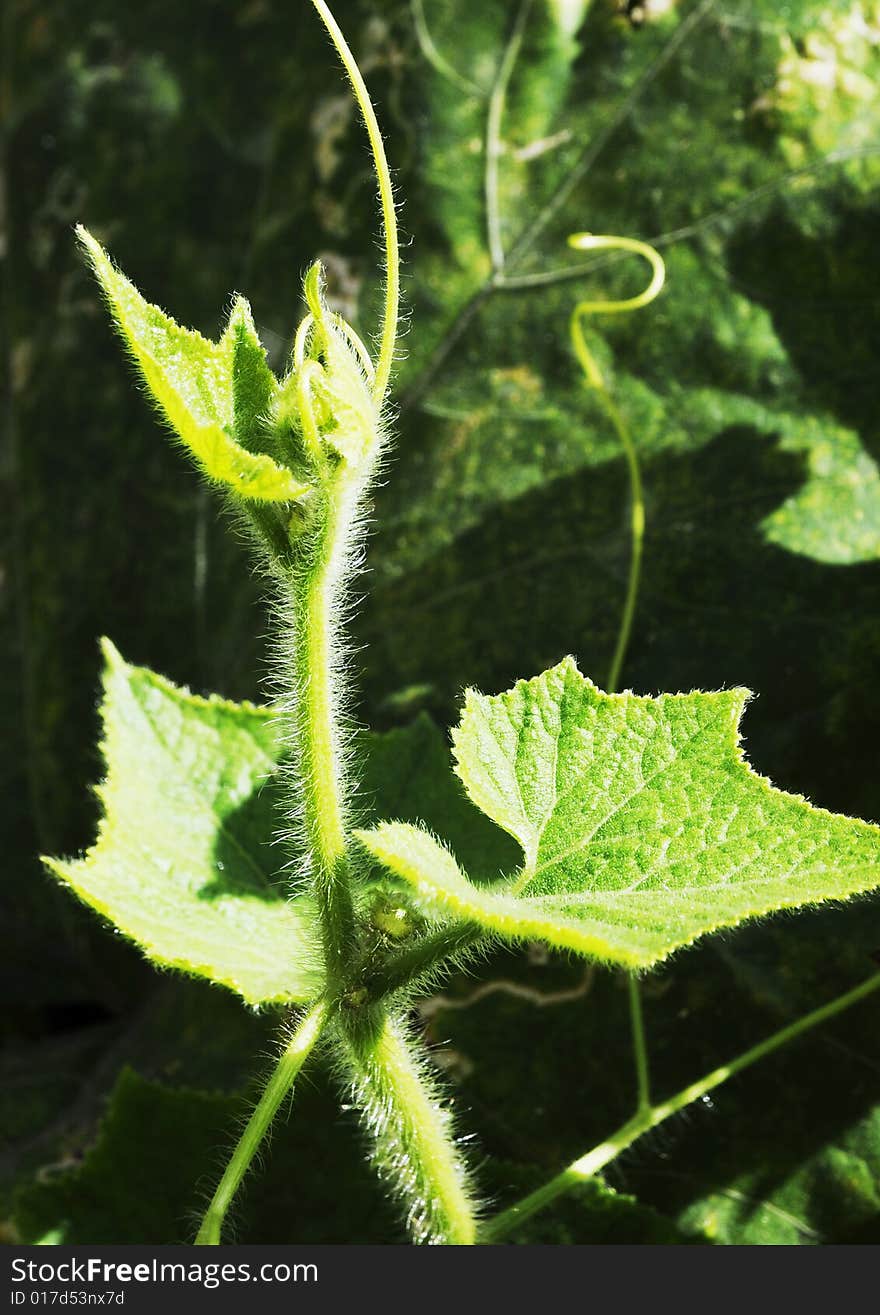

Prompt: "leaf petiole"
[481,972,880,1242]
[195,998,329,1245]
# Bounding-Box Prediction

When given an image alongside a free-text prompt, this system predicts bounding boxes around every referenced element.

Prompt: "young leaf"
[77,226,310,502]
[300,261,380,468]
[224,296,282,460]
[43,641,323,1006]
[357,658,880,969]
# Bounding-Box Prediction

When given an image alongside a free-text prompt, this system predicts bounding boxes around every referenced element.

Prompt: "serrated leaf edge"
[77,226,311,504]
[360,657,880,969]
[41,638,318,1007]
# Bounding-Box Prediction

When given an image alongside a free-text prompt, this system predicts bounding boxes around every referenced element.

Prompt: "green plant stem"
[627,974,651,1115]
[567,235,663,696]
[599,388,649,1121]
[569,235,663,1139]
[364,923,485,1002]
[339,1012,477,1244]
[289,491,359,983]
[195,998,328,1245]
[481,972,880,1242]
[312,0,399,403]
[299,513,348,867]
[288,6,398,990]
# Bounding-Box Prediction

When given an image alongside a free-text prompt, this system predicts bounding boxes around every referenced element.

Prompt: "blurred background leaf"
[3,0,880,1244]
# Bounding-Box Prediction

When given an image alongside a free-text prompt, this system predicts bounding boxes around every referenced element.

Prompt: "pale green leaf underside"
[44,640,322,1005]
[77,227,308,502]
[357,659,880,969]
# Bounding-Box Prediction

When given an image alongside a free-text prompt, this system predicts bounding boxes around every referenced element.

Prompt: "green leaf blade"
[225,296,281,460]
[356,819,655,966]
[359,659,880,969]
[300,261,381,469]
[44,640,323,1006]
[77,226,309,503]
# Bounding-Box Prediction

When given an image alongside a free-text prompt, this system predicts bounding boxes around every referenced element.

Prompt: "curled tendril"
[567,233,666,390]
[567,233,666,313]
[566,232,665,696]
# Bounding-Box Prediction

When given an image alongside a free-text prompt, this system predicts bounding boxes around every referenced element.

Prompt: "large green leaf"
[40,646,519,1008]
[358,657,880,968]
[43,640,323,1006]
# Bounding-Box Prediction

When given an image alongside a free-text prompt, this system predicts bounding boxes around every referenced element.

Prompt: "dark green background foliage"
[3,0,880,1243]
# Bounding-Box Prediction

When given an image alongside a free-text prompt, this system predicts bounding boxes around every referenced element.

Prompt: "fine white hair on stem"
[311,0,401,405]
[329,1009,481,1244]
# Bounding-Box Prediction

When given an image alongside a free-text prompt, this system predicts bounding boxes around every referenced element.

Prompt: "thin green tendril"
[567,233,665,389]
[567,233,665,694]
[311,0,400,404]
[567,233,666,1122]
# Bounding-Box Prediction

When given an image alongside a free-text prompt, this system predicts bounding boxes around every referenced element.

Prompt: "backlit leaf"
[77,226,310,502]
[358,658,880,968]
[43,640,323,1006]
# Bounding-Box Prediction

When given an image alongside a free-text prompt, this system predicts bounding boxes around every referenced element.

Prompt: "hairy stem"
[279,0,403,983]
[363,923,485,1002]
[482,972,880,1242]
[195,999,328,1245]
[337,1011,477,1244]
[312,0,399,403]
[286,484,363,984]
